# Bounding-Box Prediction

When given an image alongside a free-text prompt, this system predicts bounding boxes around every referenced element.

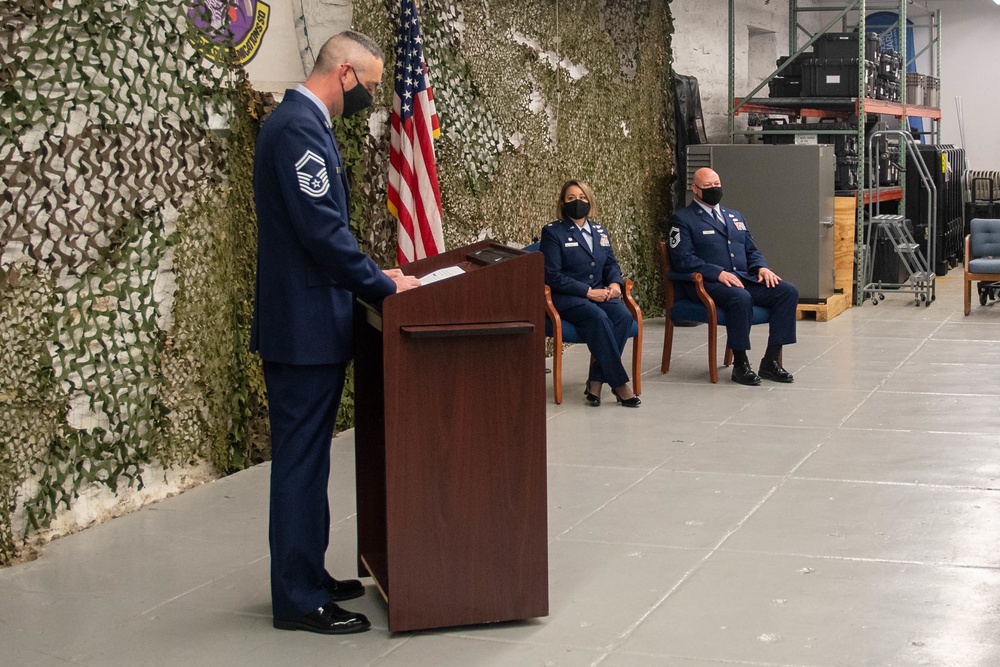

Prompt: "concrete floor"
[2,274,1000,666]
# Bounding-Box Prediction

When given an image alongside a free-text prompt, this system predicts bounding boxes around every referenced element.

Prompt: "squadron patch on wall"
[188,1,271,65]
[295,150,330,198]
[668,227,681,249]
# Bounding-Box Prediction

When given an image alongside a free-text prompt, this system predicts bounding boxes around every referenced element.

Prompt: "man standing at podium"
[252,31,420,635]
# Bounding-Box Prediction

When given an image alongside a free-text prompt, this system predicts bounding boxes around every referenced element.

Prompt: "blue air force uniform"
[667,201,797,351]
[252,87,396,620]
[540,218,633,387]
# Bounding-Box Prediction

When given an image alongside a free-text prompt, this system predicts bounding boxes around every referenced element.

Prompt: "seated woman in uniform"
[540,180,640,408]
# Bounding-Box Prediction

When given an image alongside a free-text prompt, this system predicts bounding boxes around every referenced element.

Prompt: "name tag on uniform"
[565,241,579,247]
[702,230,715,235]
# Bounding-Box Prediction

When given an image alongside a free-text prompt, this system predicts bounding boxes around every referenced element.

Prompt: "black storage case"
[813,121,859,158]
[768,77,802,97]
[776,54,806,78]
[760,118,796,143]
[813,32,880,61]
[887,144,901,186]
[874,79,888,100]
[761,121,856,154]
[905,144,966,275]
[802,58,876,98]
[870,216,914,286]
[760,120,859,192]
[886,81,901,102]
[861,135,899,188]
[878,51,902,81]
[836,156,859,191]
[878,142,900,187]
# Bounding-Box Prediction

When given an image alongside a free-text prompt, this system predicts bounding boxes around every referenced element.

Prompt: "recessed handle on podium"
[400,321,535,338]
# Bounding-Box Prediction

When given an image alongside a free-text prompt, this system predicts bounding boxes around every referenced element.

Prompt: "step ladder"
[861,129,937,307]
[861,214,935,306]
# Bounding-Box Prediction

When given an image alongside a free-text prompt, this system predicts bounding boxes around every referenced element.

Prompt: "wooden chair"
[522,241,643,404]
[656,240,770,383]
[964,218,1000,315]
[542,281,643,404]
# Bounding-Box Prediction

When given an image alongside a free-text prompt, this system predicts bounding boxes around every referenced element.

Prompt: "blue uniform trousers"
[558,299,633,387]
[686,280,799,352]
[262,360,347,619]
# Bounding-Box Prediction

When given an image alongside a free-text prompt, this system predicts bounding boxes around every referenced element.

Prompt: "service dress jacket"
[252,88,395,365]
[667,201,768,283]
[541,218,625,312]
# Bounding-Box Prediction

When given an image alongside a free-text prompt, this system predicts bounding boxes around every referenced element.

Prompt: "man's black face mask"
[698,186,723,206]
[342,67,374,118]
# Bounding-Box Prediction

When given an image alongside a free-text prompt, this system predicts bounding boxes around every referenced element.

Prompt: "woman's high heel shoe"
[611,387,641,408]
[584,384,601,406]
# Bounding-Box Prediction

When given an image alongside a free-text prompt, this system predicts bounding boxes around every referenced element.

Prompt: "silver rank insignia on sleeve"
[295,150,330,198]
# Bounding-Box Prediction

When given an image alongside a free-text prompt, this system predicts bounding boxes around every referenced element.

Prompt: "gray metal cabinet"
[686,144,836,301]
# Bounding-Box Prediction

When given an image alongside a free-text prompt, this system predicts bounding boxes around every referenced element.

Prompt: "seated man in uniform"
[667,167,798,386]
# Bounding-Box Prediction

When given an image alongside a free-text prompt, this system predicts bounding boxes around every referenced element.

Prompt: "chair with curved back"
[525,242,643,404]
[964,218,1000,315]
[656,240,770,383]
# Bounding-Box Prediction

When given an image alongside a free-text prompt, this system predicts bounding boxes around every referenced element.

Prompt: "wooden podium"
[353,241,549,632]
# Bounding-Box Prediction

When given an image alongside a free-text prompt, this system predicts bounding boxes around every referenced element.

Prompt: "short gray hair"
[312,30,384,76]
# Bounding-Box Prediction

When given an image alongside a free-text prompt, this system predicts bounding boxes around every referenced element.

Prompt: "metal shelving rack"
[725,0,943,306]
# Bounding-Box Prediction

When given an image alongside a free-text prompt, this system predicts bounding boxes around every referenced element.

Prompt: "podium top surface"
[357,241,544,329]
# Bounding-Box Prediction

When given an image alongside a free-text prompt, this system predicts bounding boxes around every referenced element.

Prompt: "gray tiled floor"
[3,274,1000,666]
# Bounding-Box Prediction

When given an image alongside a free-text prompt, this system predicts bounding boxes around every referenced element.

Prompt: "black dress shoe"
[758,358,794,383]
[611,387,641,408]
[584,384,601,406]
[273,603,371,634]
[731,359,761,386]
[324,577,365,602]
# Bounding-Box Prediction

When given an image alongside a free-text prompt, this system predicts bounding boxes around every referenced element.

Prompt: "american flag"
[388,0,444,265]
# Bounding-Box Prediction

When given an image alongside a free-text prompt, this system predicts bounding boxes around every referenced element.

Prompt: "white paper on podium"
[418,265,465,285]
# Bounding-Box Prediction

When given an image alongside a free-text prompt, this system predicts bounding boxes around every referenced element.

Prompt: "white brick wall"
[671,0,802,143]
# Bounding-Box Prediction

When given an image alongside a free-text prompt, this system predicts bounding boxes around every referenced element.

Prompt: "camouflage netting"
[0,0,268,565]
[348,0,676,310]
[0,0,675,566]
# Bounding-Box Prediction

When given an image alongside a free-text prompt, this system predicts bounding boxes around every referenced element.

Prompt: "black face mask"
[698,186,723,206]
[341,67,374,118]
[562,199,591,220]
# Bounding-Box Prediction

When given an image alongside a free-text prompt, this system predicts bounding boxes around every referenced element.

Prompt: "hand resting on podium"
[383,268,422,293]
